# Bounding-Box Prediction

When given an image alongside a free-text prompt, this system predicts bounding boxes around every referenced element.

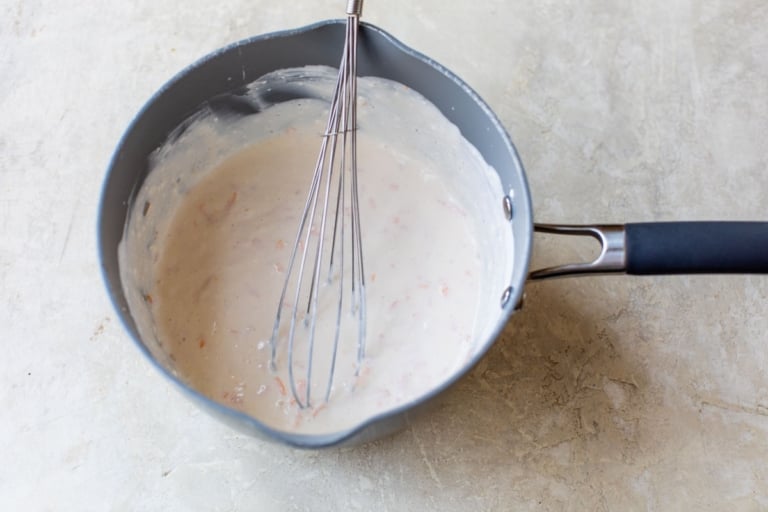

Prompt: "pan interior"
[118,65,514,434]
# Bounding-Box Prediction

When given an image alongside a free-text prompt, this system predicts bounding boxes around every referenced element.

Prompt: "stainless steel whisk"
[269,0,366,409]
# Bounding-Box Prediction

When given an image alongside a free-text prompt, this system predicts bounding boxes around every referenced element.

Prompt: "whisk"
[269,1,366,409]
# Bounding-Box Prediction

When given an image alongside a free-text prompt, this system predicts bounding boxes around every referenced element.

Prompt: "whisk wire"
[346,16,367,374]
[270,5,365,410]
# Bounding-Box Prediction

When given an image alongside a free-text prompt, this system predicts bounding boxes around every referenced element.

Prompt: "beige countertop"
[2,0,767,510]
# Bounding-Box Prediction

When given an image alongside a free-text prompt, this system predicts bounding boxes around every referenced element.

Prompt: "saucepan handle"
[529,221,768,280]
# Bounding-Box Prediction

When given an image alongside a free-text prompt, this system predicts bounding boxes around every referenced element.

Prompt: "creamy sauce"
[119,67,513,434]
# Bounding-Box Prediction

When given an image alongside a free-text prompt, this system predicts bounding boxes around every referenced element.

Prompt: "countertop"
[2,0,767,510]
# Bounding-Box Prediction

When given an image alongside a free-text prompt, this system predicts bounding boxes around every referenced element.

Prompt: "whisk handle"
[347,0,363,15]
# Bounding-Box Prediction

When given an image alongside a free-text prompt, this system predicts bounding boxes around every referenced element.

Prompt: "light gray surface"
[2,0,767,510]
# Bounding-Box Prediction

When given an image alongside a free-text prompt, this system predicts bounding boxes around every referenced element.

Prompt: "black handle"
[625,222,768,275]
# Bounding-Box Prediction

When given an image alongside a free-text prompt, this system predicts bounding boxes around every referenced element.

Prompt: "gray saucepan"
[98,20,768,448]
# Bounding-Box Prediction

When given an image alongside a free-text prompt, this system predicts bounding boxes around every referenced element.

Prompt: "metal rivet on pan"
[503,195,513,220]
[500,286,513,308]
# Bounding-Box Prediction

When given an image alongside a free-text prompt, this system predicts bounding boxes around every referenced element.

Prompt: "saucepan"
[98,20,768,448]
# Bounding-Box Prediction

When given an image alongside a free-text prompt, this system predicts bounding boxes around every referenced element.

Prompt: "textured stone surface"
[1,0,767,510]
